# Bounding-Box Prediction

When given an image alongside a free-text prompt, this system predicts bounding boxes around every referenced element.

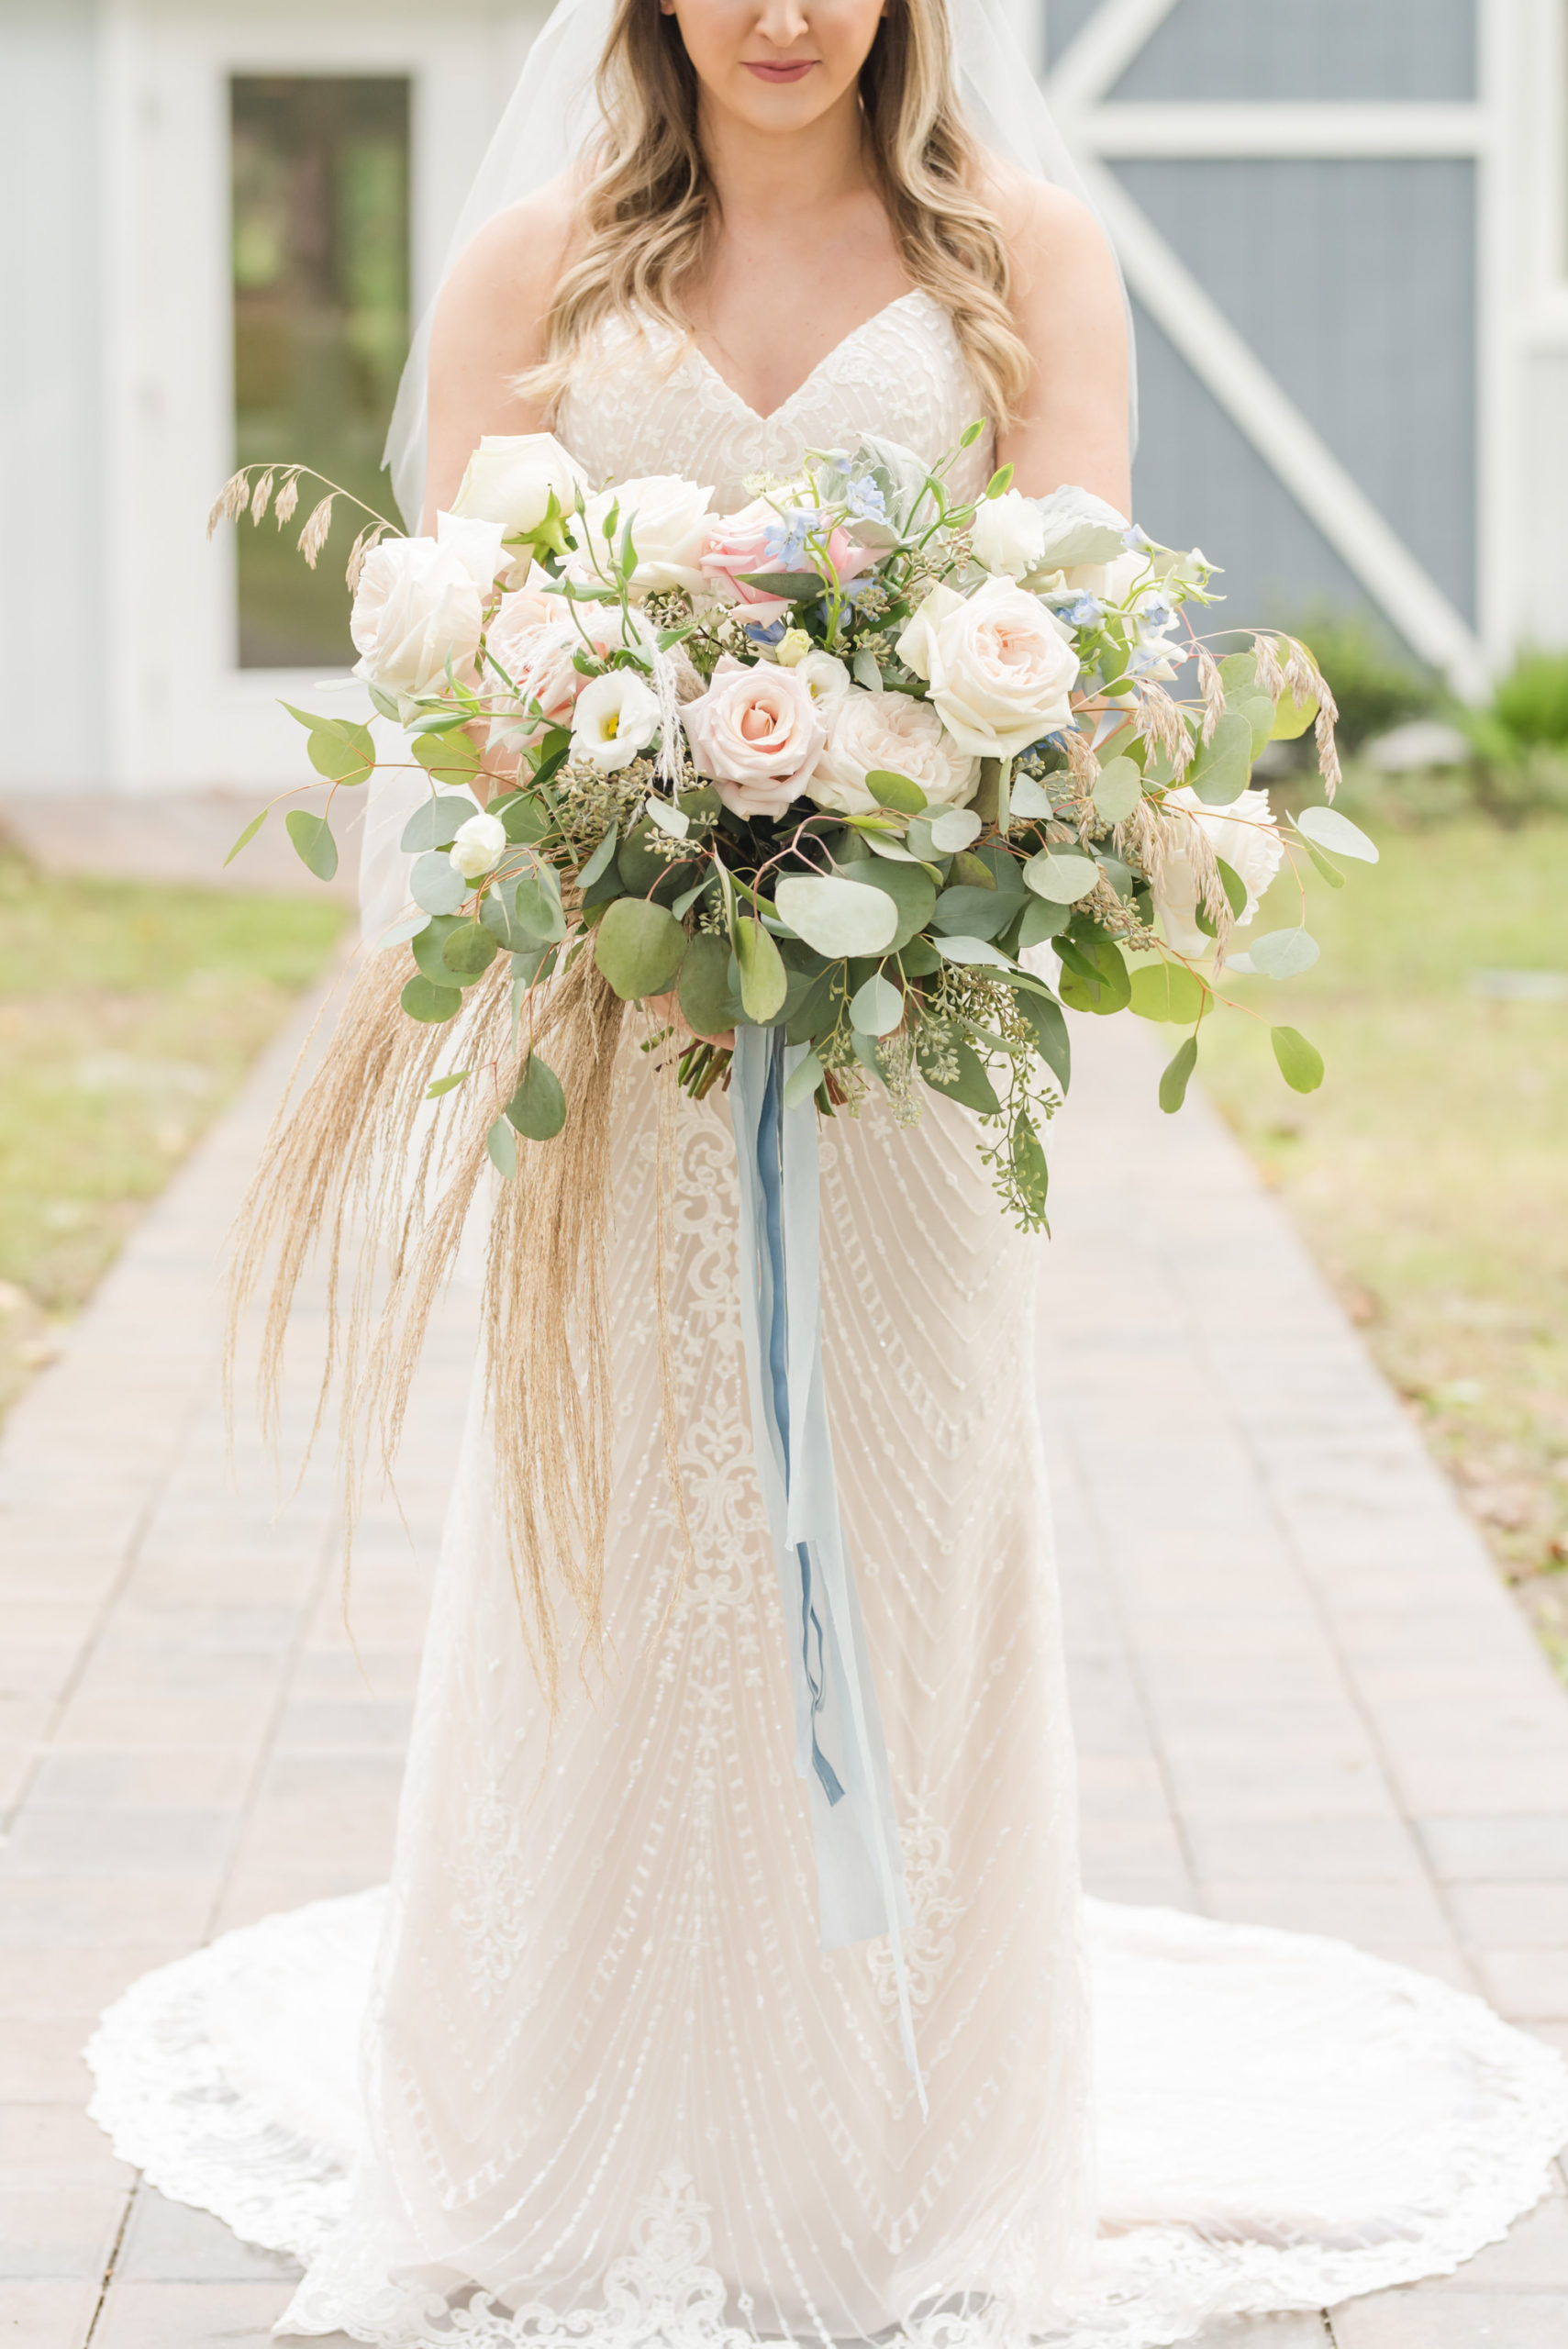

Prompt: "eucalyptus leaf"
[414,915,484,990]
[933,935,1014,970]
[678,931,741,1036]
[1217,652,1258,697]
[933,885,1027,941]
[1009,773,1055,819]
[1018,897,1070,948]
[594,897,688,999]
[506,1053,567,1140]
[928,807,982,853]
[645,796,690,839]
[1024,851,1100,905]
[578,823,619,887]
[852,649,883,692]
[850,974,904,1036]
[374,912,428,952]
[1272,1025,1325,1093]
[734,915,788,1021]
[401,974,462,1024]
[401,795,475,853]
[442,921,499,977]
[1295,805,1379,863]
[865,767,926,816]
[285,809,338,882]
[425,1070,470,1098]
[1240,928,1319,979]
[775,874,898,957]
[1090,757,1142,824]
[1129,961,1208,1024]
[1306,841,1346,890]
[225,809,267,866]
[1057,936,1131,1016]
[1271,684,1319,742]
[1158,1035,1198,1114]
[410,850,466,917]
[486,1116,518,1177]
[1186,708,1252,807]
[1236,692,1276,759]
[1009,985,1071,1092]
[784,1050,826,1108]
[1214,856,1249,918]
[512,863,566,944]
[921,1033,1000,1117]
[844,859,937,949]
[1010,1111,1050,1221]
[413,729,482,788]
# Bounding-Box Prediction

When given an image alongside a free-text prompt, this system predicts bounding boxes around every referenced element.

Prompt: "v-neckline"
[689,290,929,427]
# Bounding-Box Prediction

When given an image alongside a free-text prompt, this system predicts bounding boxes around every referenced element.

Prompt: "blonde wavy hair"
[521,0,1031,428]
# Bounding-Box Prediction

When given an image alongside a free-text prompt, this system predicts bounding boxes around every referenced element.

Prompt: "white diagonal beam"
[1084,101,1489,159]
[1046,0,1181,111]
[1075,153,1489,693]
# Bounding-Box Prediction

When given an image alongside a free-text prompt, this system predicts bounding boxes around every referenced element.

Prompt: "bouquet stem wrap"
[728,1029,923,2110]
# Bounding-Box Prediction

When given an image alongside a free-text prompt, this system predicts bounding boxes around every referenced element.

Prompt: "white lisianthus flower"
[452,434,585,538]
[448,810,508,882]
[807,687,979,818]
[570,670,663,771]
[896,576,1080,759]
[972,488,1047,581]
[795,651,852,718]
[565,475,714,598]
[350,537,487,699]
[1152,786,1284,957]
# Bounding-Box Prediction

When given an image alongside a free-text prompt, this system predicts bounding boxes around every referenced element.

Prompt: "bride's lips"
[743,60,817,83]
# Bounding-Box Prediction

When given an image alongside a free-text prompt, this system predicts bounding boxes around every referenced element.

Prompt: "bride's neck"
[696,86,874,229]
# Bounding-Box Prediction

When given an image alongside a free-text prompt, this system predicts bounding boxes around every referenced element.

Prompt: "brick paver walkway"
[1,993,1564,2348]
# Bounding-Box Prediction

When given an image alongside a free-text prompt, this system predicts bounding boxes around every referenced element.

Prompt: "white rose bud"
[449,810,507,882]
[570,671,664,772]
[452,434,585,537]
[971,488,1047,582]
[775,628,813,668]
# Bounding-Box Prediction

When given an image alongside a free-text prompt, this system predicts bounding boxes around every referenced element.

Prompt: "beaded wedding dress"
[89,291,1568,2348]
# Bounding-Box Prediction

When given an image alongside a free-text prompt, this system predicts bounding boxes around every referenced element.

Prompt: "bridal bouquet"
[216,429,1370,1230]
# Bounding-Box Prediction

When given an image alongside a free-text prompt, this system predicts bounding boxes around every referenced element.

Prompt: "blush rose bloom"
[700,502,876,626]
[681,654,827,820]
[895,576,1080,760]
[1152,786,1284,957]
[808,687,980,818]
[351,530,495,700]
[565,475,713,598]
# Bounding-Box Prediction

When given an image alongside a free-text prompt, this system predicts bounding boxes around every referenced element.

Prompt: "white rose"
[566,474,714,598]
[350,537,485,699]
[569,671,663,772]
[681,654,827,820]
[896,575,1080,759]
[808,688,979,818]
[1151,786,1284,957]
[971,488,1047,581]
[452,433,586,537]
[449,810,508,882]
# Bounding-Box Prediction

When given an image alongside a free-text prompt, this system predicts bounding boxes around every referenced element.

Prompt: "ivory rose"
[569,672,663,773]
[1151,786,1284,957]
[808,688,979,818]
[681,654,827,819]
[896,576,1080,760]
[566,475,713,597]
[452,433,585,540]
[350,522,500,699]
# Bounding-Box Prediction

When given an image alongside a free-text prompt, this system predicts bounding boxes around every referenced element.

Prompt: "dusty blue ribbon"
[729,1028,924,2110]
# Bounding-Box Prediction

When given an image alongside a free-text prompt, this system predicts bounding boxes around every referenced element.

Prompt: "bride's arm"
[990,175,1131,516]
[421,184,578,531]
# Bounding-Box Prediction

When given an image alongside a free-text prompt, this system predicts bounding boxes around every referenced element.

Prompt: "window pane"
[232,76,410,669]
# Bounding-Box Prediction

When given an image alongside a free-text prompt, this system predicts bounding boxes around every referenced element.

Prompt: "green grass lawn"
[1195,809,1568,1673]
[0,847,346,1417]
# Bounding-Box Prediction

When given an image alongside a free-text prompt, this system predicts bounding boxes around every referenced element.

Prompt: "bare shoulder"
[435,173,583,362]
[974,155,1121,308]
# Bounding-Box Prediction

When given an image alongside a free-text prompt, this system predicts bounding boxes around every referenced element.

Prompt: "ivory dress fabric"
[88,291,1568,2348]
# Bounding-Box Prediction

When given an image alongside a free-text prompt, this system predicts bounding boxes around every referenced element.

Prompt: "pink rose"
[700,504,876,628]
[681,654,827,820]
[485,605,584,733]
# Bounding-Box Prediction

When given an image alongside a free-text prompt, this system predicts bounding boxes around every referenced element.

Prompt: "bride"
[87,0,1568,2343]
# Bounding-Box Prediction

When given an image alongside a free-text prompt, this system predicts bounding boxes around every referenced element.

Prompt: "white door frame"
[98,0,537,794]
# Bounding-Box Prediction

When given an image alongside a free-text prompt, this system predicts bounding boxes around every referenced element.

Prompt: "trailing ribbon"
[728,1027,925,2111]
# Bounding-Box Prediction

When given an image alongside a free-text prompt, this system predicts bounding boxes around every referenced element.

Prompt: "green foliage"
[506,1054,567,1140]
[593,898,687,999]
[284,809,338,881]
